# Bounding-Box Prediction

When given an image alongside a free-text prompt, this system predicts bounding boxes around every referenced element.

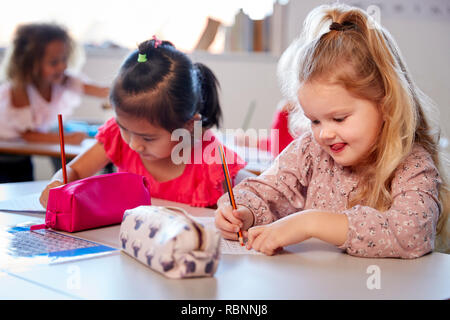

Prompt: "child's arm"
[233,169,256,185]
[247,148,440,258]
[338,148,441,259]
[39,141,110,207]
[82,83,109,98]
[62,74,109,98]
[217,135,316,228]
[246,209,348,255]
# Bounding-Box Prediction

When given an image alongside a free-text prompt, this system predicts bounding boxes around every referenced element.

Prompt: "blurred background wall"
[0,0,448,179]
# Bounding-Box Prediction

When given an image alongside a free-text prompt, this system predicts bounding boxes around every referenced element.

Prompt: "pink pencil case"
[31,172,151,232]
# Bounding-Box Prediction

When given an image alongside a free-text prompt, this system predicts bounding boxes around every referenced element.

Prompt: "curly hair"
[4,23,73,85]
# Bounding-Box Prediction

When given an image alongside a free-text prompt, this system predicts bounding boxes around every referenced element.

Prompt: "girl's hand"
[215,204,254,240]
[39,180,64,208]
[246,212,312,255]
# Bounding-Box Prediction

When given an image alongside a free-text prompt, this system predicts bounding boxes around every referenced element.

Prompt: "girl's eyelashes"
[309,116,348,125]
[48,57,68,67]
[120,128,155,142]
[333,116,347,123]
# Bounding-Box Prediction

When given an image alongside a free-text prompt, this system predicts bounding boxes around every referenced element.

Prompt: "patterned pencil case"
[119,205,221,279]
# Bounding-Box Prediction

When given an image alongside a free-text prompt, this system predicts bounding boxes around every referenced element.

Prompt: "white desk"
[0,181,449,300]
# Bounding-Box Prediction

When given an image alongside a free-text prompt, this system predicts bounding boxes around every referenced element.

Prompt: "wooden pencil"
[218,144,244,246]
[57,114,68,184]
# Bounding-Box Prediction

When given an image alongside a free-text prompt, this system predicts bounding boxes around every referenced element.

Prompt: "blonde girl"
[215,3,449,257]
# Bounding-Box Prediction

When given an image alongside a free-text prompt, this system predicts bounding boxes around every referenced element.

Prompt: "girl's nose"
[129,136,144,153]
[319,127,336,140]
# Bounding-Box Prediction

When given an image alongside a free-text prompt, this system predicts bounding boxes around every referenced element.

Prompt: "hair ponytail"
[110,38,223,133]
[284,3,449,252]
[194,63,222,129]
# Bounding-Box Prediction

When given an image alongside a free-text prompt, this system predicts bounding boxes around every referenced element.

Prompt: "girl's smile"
[330,142,347,153]
[298,81,384,168]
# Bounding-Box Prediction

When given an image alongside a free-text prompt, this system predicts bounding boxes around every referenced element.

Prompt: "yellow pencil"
[218,144,244,246]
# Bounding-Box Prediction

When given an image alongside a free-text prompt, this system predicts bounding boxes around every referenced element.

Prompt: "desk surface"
[0,181,449,300]
[0,138,96,159]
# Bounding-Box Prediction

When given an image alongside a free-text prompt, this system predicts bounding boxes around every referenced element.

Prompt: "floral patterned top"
[218,133,442,259]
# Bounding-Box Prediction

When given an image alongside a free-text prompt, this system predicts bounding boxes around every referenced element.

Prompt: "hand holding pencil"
[39,114,68,208]
[214,204,254,242]
[216,145,254,245]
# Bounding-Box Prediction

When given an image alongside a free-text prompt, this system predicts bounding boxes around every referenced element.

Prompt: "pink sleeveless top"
[96,117,246,207]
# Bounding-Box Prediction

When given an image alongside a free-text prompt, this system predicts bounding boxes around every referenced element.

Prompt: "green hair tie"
[137,53,147,63]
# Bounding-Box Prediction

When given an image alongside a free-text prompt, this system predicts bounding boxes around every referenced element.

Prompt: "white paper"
[194,216,263,255]
[0,193,45,214]
[220,238,263,255]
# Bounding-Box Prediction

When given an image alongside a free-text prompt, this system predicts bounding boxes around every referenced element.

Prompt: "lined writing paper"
[194,216,263,255]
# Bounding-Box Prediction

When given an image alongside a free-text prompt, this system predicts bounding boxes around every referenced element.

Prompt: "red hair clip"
[152,35,162,48]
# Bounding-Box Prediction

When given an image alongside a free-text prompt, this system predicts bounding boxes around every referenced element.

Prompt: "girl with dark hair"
[40,37,248,208]
[0,23,109,182]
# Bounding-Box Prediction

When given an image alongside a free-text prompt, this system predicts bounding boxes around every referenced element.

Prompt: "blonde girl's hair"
[279,3,449,252]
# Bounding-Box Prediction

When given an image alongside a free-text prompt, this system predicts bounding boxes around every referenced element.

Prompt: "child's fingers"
[232,207,254,231]
[215,214,239,240]
[259,240,278,256]
[215,209,242,241]
[39,191,48,208]
[232,207,248,222]
[221,230,240,241]
[39,180,63,208]
[245,227,283,255]
[215,212,241,234]
[246,226,264,250]
[215,206,243,228]
[255,236,282,256]
[250,231,267,253]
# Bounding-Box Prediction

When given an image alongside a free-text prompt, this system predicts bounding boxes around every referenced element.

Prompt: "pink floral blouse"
[218,133,442,259]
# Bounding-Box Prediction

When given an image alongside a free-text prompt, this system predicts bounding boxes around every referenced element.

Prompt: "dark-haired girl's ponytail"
[195,63,222,129]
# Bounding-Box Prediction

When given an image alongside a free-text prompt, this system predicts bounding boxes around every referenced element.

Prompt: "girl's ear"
[185,113,202,132]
